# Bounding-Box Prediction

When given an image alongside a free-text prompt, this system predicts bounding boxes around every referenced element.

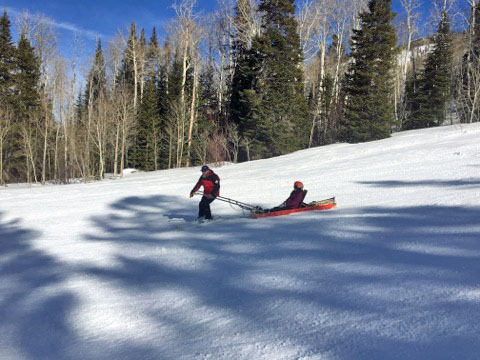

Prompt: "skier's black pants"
[198,195,215,219]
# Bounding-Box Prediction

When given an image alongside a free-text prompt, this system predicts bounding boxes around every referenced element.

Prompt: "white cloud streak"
[5,6,107,41]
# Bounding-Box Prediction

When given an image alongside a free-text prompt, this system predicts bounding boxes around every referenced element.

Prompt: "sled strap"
[193,191,261,211]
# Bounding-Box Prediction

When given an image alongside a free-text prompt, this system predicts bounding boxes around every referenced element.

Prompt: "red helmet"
[294,181,304,189]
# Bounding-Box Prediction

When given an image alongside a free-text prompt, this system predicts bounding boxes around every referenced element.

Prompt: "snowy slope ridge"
[1,123,480,360]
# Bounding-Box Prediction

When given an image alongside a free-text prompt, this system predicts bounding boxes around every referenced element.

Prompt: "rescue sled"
[251,197,336,219]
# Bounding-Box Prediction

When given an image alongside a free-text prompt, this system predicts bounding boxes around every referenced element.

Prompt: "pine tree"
[403,70,426,129]
[230,42,261,144]
[418,10,452,127]
[136,77,161,170]
[133,28,168,171]
[146,27,161,77]
[258,0,309,157]
[117,22,137,91]
[231,0,309,159]
[12,33,42,182]
[341,0,397,143]
[85,39,107,105]
[0,10,15,107]
[15,33,41,117]
[200,59,219,122]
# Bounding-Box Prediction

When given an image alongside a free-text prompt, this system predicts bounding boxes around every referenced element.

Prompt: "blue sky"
[1,0,436,57]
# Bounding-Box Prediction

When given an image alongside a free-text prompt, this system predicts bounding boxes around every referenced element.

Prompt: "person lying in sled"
[266,181,307,213]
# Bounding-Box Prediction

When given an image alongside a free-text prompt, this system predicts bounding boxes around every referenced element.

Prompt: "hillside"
[1,123,480,359]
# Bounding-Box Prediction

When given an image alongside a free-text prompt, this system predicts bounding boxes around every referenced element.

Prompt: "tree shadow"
[0,213,79,359]
[80,195,480,359]
[358,178,480,189]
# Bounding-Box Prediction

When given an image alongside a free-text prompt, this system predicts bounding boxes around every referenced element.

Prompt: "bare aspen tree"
[113,113,121,178]
[15,11,57,92]
[298,0,322,62]
[185,21,204,167]
[225,121,240,163]
[51,58,66,181]
[213,0,235,113]
[467,1,480,123]
[0,107,12,185]
[166,124,174,170]
[64,34,84,182]
[399,0,421,80]
[113,89,135,178]
[462,60,480,123]
[132,27,139,111]
[169,0,198,167]
[138,30,148,102]
[39,92,52,184]
[241,137,252,162]
[457,0,480,124]
[106,32,125,92]
[119,24,141,110]
[16,11,58,184]
[85,66,95,181]
[394,0,421,126]
[234,0,260,48]
[312,0,334,147]
[331,0,358,101]
[20,120,38,184]
[212,0,259,116]
[351,0,369,31]
[301,0,367,146]
[91,95,111,179]
[298,0,335,146]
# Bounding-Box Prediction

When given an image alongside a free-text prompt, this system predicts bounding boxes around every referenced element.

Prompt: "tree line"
[1,0,479,185]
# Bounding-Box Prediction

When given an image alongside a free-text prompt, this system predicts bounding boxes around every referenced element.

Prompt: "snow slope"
[1,123,480,360]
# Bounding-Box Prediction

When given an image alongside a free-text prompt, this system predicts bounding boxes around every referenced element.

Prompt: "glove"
[189,191,194,198]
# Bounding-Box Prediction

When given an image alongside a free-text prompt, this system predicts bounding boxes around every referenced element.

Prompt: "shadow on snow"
[79,194,480,359]
[2,189,480,359]
[0,213,78,359]
[358,178,480,189]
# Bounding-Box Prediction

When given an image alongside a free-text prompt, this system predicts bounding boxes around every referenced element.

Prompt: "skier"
[266,181,307,213]
[190,165,220,221]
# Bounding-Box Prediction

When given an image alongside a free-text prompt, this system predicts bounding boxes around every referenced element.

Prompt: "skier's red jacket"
[191,170,220,197]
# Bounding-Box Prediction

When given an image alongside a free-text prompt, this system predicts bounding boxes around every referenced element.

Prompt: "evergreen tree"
[200,54,219,123]
[0,10,15,107]
[231,0,309,159]
[146,27,161,77]
[85,39,107,105]
[157,39,171,119]
[74,89,85,123]
[341,0,397,143]
[230,0,258,137]
[15,33,41,118]
[12,33,42,182]
[230,41,261,142]
[256,0,309,157]
[136,77,161,170]
[414,10,452,128]
[117,22,137,90]
[403,69,426,129]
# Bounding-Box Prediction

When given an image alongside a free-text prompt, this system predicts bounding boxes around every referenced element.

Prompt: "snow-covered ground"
[1,123,480,360]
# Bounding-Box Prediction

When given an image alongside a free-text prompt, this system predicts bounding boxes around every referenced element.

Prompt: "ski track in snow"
[1,124,480,359]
